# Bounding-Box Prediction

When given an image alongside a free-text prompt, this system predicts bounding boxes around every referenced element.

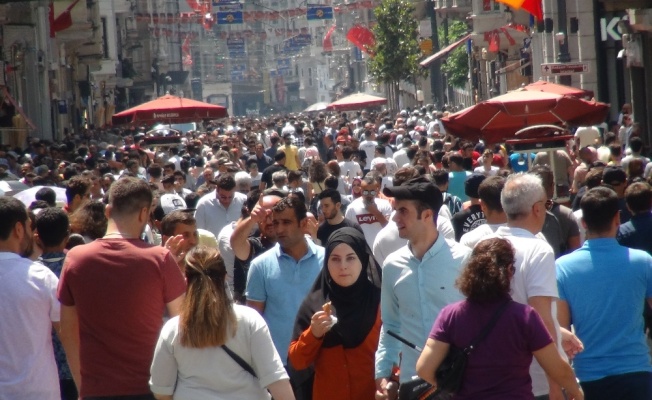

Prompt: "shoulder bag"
[222,345,257,378]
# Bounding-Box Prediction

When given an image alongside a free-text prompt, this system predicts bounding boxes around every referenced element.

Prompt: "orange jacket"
[288,310,381,400]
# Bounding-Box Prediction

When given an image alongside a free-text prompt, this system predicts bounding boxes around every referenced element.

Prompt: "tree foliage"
[439,20,470,89]
[368,0,426,110]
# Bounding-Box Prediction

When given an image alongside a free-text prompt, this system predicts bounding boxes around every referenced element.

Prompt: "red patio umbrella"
[112,94,228,126]
[327,93,387,112]
[522,80,594,99]
[442,91,609,144]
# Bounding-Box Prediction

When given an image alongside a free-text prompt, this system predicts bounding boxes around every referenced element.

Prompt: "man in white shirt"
[486,173,578,400]
[0,197,61,399]
[195,174,247,238]
[359,124,378,164]
[345,173,392,248]
[460,176,507,248]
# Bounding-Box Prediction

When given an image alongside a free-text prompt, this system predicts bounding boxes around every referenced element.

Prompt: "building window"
[101,17,109,59]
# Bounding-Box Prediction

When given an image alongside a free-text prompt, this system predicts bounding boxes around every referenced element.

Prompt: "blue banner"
[227,37,246,57]
[306,5,333,20]
[216,11,243,24]
[213,0,240,5]
[281,34,312,53]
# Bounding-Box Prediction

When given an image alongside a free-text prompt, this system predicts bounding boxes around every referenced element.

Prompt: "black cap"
[602,166,627,185]
[465,173,486,199]
[383,177,443,212]
[161,175,175,185]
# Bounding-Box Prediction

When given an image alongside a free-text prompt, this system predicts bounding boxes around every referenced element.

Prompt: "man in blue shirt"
[246,196,324,366]
[557,186,652,400]
[374,177,470,397]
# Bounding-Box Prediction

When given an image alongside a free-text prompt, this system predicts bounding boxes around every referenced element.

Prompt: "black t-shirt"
[450,204,486,242]
[316,218,363,245]
[233,236,275,301]
[260,164,286,189]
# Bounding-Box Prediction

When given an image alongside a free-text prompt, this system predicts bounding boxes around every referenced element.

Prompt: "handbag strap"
[465,300,511,354]
[222,345,258,378]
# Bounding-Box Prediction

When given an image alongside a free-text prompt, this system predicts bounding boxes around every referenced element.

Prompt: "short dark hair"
[0,197,28,241]
[432,169,449,186]
[625,182,652,215]
[35,187,57,207]
[456,238,515,302]
[35,207,69,247]
[272,195,307,223]
[630,137,643,153]
[66,176,92,204]
[274,150,286,162]
[161,210,196,237]
[318,188,341,204]
[342,146,354,160]
[324,175,339,190]
[148,163,162,179]
[585,167,604,189]
[215,174,236,191]
[163,161,176,171]
[287,170,303,183]
[173,170,187,182]
[448,153,463,167]
[581,187,619,234]
[478,176,505,212]
[108,177,153,218]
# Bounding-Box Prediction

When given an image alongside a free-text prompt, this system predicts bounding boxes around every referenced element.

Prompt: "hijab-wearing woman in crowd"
[289,228,382,400]
[346,177,363,202]
[150,246,295,400]
[416,238,584,400]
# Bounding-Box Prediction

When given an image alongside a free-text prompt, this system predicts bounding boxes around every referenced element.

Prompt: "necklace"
[103,232,139,239]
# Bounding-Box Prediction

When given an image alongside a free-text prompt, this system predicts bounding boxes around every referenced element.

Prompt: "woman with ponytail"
[149,246,295,400]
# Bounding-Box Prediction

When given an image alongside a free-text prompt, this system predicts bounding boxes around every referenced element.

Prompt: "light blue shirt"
[375,235,470,382]
[556,238,652,382]
[246,240,324,363]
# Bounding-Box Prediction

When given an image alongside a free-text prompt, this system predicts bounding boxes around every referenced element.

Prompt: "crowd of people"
[1,104,651,400]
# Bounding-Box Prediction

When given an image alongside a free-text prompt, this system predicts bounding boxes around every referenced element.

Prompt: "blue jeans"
[580,371,652,400]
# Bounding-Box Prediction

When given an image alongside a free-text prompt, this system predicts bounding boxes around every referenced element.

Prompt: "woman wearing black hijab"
[288,228,382,400]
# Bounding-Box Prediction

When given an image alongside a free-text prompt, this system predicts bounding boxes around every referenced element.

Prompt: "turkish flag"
[323,25,336,53]
[52,0,81,34]
[346,25,375,56]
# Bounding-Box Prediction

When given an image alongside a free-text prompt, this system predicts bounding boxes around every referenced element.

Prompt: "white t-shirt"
[485,226,564,396]
[0,253,60,399]
[150,305,289,400]
[574,126,600,148]
[359,140,378,163]
[345,197,393,249]
[459,223,505,249]
[473,165,500,177]
[393,149,410,168]
[339,160,362,178]
[217,223,236,292]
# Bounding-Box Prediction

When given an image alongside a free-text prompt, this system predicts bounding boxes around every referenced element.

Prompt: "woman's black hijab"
[292,227,382,349]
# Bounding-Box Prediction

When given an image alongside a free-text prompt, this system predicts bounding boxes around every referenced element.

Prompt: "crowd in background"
[1,102,652,400]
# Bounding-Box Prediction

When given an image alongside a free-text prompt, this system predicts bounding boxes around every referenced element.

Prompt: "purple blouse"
[429,298,553,400]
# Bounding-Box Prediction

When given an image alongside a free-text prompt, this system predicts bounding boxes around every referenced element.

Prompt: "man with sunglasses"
[344,172,392,248]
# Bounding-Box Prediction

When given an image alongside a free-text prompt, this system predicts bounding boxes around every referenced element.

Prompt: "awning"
[420,34,470,68]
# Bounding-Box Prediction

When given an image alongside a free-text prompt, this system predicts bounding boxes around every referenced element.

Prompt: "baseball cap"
[383,177,443,212]
[465,173,486,199]
[602,166,627,186]
[160,193,191,215]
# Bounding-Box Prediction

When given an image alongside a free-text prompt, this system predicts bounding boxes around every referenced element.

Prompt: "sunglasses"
[362,190,377,196]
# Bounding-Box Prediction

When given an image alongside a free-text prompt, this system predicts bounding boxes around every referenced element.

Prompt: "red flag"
[185,0,202,12]
[346,25,375,56]
[323,25,336,53]
[52,0,81,34]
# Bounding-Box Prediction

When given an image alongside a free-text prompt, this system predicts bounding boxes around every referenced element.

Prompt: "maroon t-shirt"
[58,238,186,397]
[430,299,552,400]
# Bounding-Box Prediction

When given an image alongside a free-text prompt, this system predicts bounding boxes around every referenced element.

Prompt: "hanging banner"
[216,11,243,24]
[306,5,333,20]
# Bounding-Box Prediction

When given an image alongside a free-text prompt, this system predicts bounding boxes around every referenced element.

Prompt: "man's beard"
[20,235,34,258]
